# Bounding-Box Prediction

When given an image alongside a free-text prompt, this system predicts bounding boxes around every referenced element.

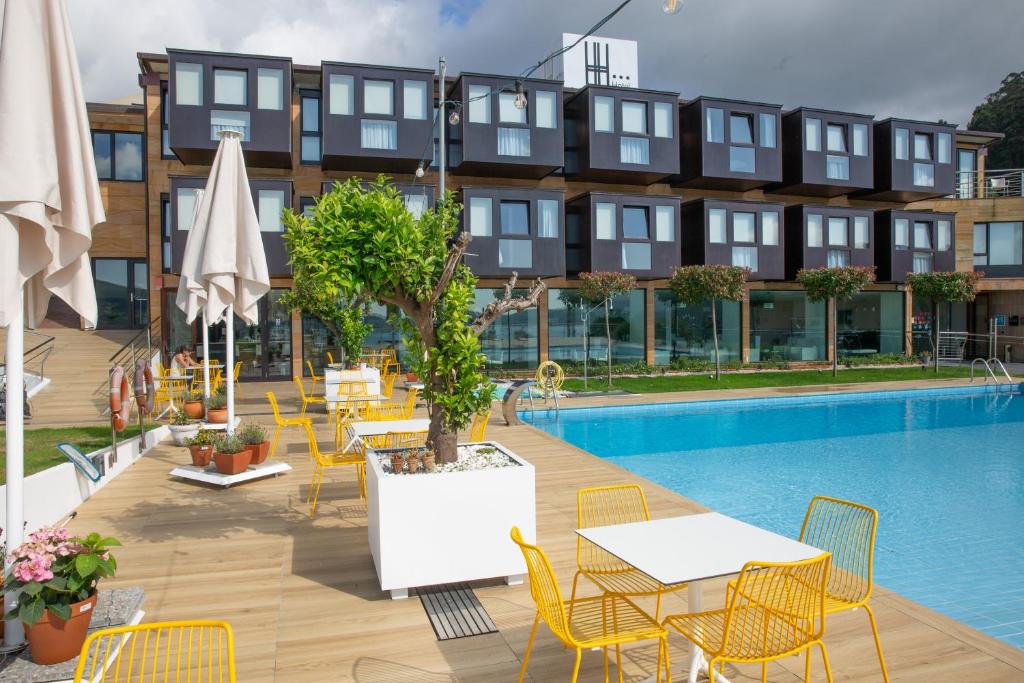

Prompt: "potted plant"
[183,388,205,419]
[184,428,216,468]
[3,527,120,665]
[238,422,270,465]
[168,408,200,446]
[205,387,228,424]
[212,433,251,475]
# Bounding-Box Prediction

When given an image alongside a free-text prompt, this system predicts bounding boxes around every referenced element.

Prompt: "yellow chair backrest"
[363,402,403,421]
[380,373,396,398]
[73,620,236,683]
[306,360,321,379]
[719,553,831,660]
[510,527,573,645]
[404,387,419,413]
[301,420,332,466]
[387,430,428,448]
[233,361,241,380]
[335,412,359,452]
[326,351,335,366]
[293,375,310,401]
[799,496,877,605]
[576,485,650,573]
[469,411,490,442]
[338,380,369,396]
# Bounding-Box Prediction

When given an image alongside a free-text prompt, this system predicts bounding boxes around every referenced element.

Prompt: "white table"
[325,367,381,403]
[352,419,429,437]
[577,512,823,683]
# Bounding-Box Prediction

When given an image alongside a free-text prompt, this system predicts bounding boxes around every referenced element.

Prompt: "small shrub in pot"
[168,408,199,446]
[184,428,216,467]
[183,388,205,419]
[212,433,251,475]
[238,422,270,465]
[205,390,228,424]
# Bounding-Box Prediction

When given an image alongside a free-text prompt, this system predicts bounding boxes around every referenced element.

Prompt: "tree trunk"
[934,302,940,374]
[711,299,721,381]
[604,299,613,388]
[832,296,838,378]
[427,379,459,464]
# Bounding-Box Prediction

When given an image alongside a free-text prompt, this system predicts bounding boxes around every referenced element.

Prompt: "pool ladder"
[970,358,1013,384]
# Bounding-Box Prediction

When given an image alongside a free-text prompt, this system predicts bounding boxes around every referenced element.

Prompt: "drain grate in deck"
[417,583,498,641]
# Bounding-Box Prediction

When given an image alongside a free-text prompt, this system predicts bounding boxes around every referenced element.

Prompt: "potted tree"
[183,387,205,419]
[205,387,228,424]
[238,422,270,465]
[212,433,251,475]
[184,428,216,467]
[796,266,876,377]
[168,407,200,446]
[668,265,748,380]
[4,527,120,665]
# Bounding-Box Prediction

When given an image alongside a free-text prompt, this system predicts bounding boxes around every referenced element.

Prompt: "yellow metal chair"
[303,420,365,515]
[294,375,328,421]
[363,401,407,421]
[380,372,397,399]
[230,361,242,398]
[335,379,373,420]
[266,391,309,459]
[662,552,834,683]
[326,351,335,366]
[73,620,237,683]
[306,360,324,393]
[469,410,490,442]
[364,430,428,450]
[510,526,668,683]
[799,496,889,682]
[571,485,686,621]
[334,412,362,453]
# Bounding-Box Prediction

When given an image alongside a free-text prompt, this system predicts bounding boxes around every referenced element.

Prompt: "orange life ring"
[134,360,155,416]
[110,366,130,432]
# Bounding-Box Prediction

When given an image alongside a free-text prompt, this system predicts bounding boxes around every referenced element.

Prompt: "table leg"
[687,581,731,683]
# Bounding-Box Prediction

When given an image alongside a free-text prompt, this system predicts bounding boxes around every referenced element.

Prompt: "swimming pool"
[523,384,1024,649]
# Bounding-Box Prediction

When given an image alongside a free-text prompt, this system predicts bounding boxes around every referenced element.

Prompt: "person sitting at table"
[170,345,199,375]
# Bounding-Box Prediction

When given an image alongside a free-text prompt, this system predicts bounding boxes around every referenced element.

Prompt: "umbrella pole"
[202,311,211,399]
[225,305,235,435]
[4,288,26,648]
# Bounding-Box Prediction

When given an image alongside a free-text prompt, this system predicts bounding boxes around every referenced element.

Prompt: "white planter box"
[365,441,536,599]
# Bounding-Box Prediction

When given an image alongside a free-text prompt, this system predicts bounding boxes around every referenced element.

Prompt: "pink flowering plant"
[3,527,120,625]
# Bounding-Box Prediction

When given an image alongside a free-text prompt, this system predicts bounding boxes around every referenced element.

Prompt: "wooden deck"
[64,379,1024,682]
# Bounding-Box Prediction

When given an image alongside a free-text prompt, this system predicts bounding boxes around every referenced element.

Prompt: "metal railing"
[954,169,1024,199]
[94,317,162,413]
[970,358,1013,384]
[0,329,55,382]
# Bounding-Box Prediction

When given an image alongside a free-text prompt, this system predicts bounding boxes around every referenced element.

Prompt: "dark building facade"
[680,199,786,281]
[784,205,875,279]
[775,108,874,197]
[874,209,957,282]
[860,119,957,202]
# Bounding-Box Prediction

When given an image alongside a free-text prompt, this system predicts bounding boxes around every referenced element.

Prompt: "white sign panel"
[546,33,639,89]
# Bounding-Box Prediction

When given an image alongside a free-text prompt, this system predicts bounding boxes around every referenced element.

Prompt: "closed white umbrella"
[0,0,104,647]
[175,130,269,434]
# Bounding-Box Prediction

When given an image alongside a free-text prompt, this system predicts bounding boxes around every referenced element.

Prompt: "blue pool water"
[523,385,1024,649]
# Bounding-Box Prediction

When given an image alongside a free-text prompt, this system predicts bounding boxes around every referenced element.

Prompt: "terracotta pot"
[247,440,270,465]
[214,450,251,475]
[183,399,205,419]
[407,453,421,474]
[206,407,228,424]
[189,444,213,468]
[389,453,405,474]
[422,451,435,472]
[25,594,97,665]
[406,373,418,383]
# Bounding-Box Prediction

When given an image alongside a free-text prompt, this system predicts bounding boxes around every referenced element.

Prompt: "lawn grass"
[562,366,975,394]
[0,424,156,483]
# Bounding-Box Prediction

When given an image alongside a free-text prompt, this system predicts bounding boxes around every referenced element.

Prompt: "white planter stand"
[365,441,536,599]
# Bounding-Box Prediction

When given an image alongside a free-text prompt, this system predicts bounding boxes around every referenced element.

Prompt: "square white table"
[325,367,381,401]
[577,512,823,683]
[352,419,429,438]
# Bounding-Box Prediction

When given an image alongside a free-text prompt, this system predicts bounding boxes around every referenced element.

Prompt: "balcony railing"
[954,169,1024,199]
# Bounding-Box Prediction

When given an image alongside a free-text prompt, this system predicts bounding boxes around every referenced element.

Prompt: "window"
[404,194,429,220]
[654,102,673,138]
[732,246,758,271]
[938,132,952,164]
[213,69,246,105]
[622,207,649,239]
[913,163,934,187]
[655,205,674,242]
[854,217,869,249]
[468,197,492,236]
[620,137,650,164]
[468,84,490,123]
[729,146,755,173]
[709,208,727,244]
[762,211,779,246]
[300,93,320,164]
[329,74,354,115]
[257,68,283,110]
[160,85,172,158]
[537,199,559,238]
[498,239,532,268]
[807,214,823,248]
[595,202,616,239]
[497,128,530,156]
[730,113,753,144]
[895,127,909,160]
[161,194,171,272]
[828,250,850,267]
[826,155,850,180]
[733,212,756,243]
[299,197,317,219]
[364,80,394,116]
[622,101,647,134]
[913,221,931,249]
[958,149,978,198]
[976,222,1024,266]
[826,124,846,153]
[913,252,933,273]
[914,133,932,160]
[361,120,397,150]
[92,131,143,181]
[210,110,250,140]
[594,96,614,132]
[759,113,776,148]
[498,92,526,124]
[622,243,652,270]
[828,217,848,246]
[706,107,724,143]
[974,224,987,266]
[535,91,557,128]
[403,80,427,120]
[257,190,285,232]
[175,62,203,106]
[176,187,199,230]
[937,220,952,252]
[852,124,868,156]
[894,219,909,249]
[500,201,530,235]
[805,118,822,151]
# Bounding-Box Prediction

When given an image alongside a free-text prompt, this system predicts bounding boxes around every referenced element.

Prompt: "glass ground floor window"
[302,313,342,376]
[364,303,408,362]
[472,288,538,370]
[653,290,741,365]
[749,290,826,362]
[837,291,905,357]
[548,288,646,365]
[911,296,967,355]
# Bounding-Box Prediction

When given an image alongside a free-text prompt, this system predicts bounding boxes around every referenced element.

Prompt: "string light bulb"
[448,108,460,125]
[415,163,425,178]
[513,80,527,110]
[662,0,683,14]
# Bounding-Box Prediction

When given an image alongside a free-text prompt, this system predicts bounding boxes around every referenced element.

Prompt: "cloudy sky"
[62,0,1022,126]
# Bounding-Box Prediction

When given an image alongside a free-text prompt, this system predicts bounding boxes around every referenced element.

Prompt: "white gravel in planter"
[378,443,517,475]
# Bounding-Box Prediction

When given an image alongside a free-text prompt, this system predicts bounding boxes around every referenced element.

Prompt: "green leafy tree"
[795,266,876,377]
[667,265,747,380]
[905,271,982,373]
[578,272,637,388]
[278,276,371,366]
[968,72,1024,169]
[283,177,543,463]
